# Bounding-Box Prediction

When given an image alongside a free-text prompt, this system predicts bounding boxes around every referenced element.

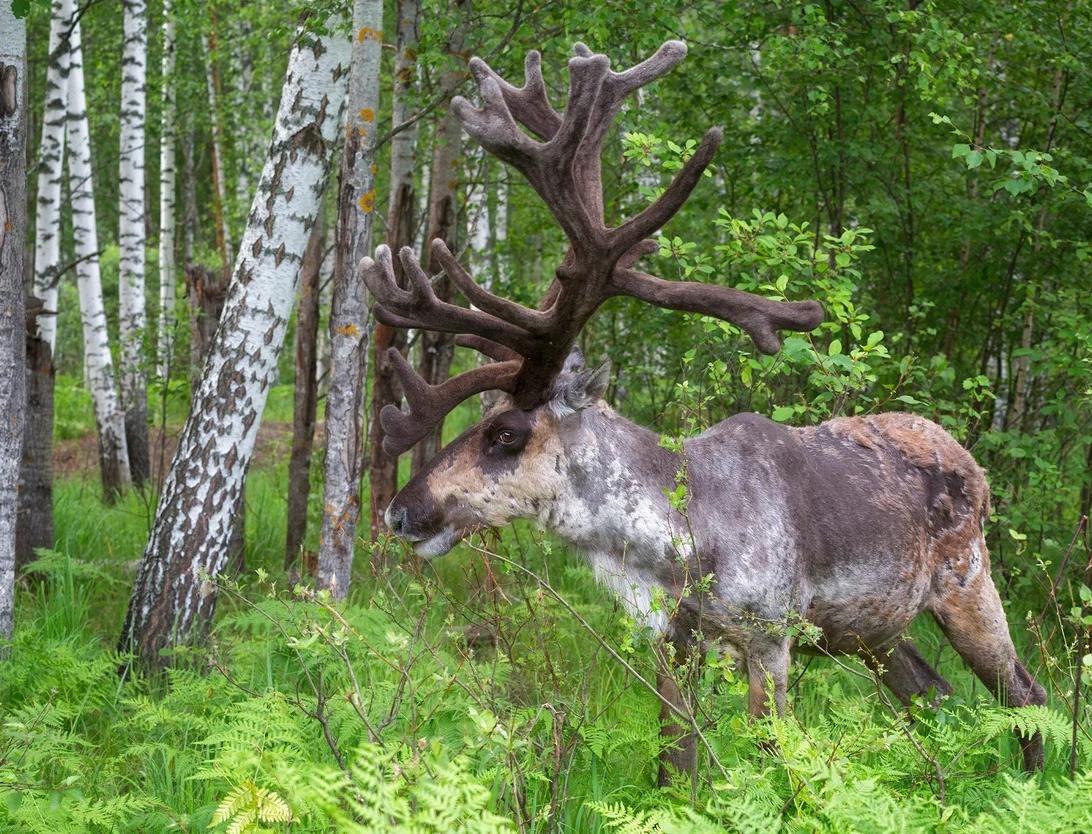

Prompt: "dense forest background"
[3,0,1092,831]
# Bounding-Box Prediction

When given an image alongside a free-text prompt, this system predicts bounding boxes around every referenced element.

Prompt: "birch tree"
[31,0,71,352]
[119,0,150,484]
[369,0,419,536]
[156,0,177,381]
[0,0,27,648]
[120,20,350,667]
[68,19,131,499]
[316,0,382,596]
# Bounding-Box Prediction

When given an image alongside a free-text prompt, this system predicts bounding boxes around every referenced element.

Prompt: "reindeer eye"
[497,430,516,445]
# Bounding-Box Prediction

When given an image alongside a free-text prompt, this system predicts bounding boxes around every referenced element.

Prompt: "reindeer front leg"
[656,638,699,788]
[746,637,791,719]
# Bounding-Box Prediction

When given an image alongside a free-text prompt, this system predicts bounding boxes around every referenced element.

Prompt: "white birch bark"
[156,0,177,380]
[233,17,255,209]
[67,19,132,498]
[0,0,28,647]
[31,0,72,351]
[121,21,350,664]
[119,0,149,484]
[316,0,382,597]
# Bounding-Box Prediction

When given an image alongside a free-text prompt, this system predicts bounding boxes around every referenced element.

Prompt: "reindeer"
[362,41,1047,782]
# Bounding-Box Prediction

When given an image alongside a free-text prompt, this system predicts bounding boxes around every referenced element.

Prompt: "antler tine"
[611,126,724,257]
[362,244,538,355]
[467,50,561,141]
[358,245,413,308]
[430,239,552,334]
[609,266,824,354]
[452,76,541,173]
[379,348,521,455]
[454,334,521,363]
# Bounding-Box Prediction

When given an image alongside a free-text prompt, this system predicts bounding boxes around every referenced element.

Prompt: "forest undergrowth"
[2,396,1092,833]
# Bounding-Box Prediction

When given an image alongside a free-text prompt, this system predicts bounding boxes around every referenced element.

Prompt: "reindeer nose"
[385,505,408,536]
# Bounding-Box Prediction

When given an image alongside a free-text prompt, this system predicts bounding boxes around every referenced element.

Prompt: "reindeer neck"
[543,403,682,560]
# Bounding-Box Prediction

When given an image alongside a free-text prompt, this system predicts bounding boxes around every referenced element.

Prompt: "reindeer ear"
[562,347,586,374]
[547,360,611,417]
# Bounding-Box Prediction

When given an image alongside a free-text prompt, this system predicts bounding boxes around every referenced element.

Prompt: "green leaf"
[952,143,971,159]
[828,339,842,356]
[771,406,796,422]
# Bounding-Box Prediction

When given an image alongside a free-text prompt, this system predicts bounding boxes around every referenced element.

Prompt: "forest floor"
[53,420,325,480]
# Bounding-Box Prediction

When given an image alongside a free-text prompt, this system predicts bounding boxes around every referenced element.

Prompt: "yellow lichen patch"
[358,190,376,213]
[360,107,375,122]
[357,26,382,43]
[335,324,360,337]
[370,163,378,174]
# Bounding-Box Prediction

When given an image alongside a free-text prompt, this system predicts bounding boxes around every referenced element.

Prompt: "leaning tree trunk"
[409,0,469,475]
[316,0,382,595]
[369,0,419,535]
[183,263,244,562]
[0,0,28,648]
[118,0,150,485]
[68,19,131,500]
[156,0,177,381]
[285,220,325,570]
[31,0,71,352]
[17,299,54,573]
[120,22,349,669]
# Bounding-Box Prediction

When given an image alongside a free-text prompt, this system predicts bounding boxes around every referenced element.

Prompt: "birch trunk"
[68,20,131,500]
[183,262,244,564]
[0,0,27,647]
[233,17,255,208]
[120,22,349,668]
[32,0,72,351]
[156,0,177,381]
[316,0,382,596]
[369,0,418,535]
[119,0,150,485]
[285,220,325,570]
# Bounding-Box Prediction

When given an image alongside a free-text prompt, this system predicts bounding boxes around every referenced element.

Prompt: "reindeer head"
[364,41,823,557]
[384,350,610,556]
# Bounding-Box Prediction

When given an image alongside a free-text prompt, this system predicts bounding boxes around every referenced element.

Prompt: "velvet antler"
[369,41,823,457]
